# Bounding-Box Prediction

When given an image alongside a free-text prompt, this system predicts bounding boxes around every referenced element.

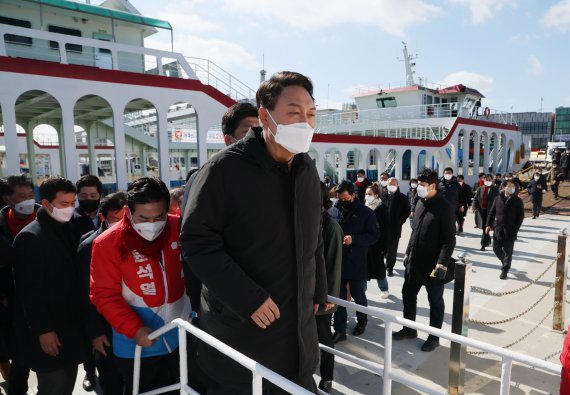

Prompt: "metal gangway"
[133,296,561,395]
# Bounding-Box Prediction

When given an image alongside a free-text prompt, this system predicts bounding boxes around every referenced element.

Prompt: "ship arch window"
[48,25,82,53]
[0,16,32,46]
[376,97,397,108]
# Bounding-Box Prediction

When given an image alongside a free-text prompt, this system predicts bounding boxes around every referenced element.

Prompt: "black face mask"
[79,199,100,213]
[338,200,354,210]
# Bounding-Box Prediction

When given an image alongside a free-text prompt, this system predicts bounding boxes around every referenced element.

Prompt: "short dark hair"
[457,175,465,181]
[127,177,170,213]
[256,71,314,111]
[357,169,366,176]
[478,172,485,178]
[485,174,493,179]
[76,175,103,195]
[495,173,502,177]
[221,103,258,136]
[185,168,199,183]
[4,174,34,196]
[39,177,76,202]
[417,168,438,186]
[380,172,389,178]
[443,167,453,174]
[336,180,355,195]
[99,191,127,217]
[320,181,331,210]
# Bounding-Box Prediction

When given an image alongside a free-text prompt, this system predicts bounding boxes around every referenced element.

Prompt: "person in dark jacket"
[365,184,390,298]
[472,174,499,250]
[70,174,102,391]
[180,71,327,394]
[393,168,456,352]
[439,167,459,221]
[527,171,547,219]
[384,178,410,277]
[355,169,371,202]
[456,175,473,234]
[315,182,343,394]
[472,173,485,228]
[0,175,39,394]
[78,192,127,395]
[407,178,420,227]
[485,180,524,280]
[332,180,379,342]
[379,172,390,202]
[13,177,84,395]
[563,148,570,181]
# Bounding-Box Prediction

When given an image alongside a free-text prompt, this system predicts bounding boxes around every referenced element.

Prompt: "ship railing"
[0,24,254,102]
[353,80,444,93]
[132,296,560,395]
[316,119,451,141]
[476,109,518,126]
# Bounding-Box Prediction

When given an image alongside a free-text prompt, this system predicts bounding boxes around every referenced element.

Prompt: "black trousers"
[333,279,368,334]
[115,350,180,395]
[531,196,542,217]
[493,236,516,272]
[552,183,559,197]
[95,346,126,395]
[8,359,30,395]
[315,314,335,381]
[36,365,78,395]
[385,236,400,270]
[402,279,445,340]
[207,374,317,395]
[478,209,491,246]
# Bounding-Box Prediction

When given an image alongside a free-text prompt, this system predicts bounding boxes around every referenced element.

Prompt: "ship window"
[376,97,397,108]
[434,97,441,104]
[0,16,33,46]
[48,25,82,53]
[422,94,433,105]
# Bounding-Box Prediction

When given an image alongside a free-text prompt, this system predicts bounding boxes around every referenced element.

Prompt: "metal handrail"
[132,318,314,395]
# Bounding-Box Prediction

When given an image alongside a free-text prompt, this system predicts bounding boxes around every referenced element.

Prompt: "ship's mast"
[399,42,418,86]
[259,53,266,84]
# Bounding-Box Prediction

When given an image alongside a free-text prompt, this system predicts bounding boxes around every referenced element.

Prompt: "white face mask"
[330,197,338,206]
[49,205,75,223]
[357,177,365,183]
[380,180,388,187]
[506,187,516,195]
[387,185,398,193]
[410,183,418,189]
[266,111,314,154]
[130,211,166,241]
[484,181,493,187]
[417,185,428,198]
[12,198,36,215]
[534,176,540,181]
[444,174,452,181]
[364,195,376,205]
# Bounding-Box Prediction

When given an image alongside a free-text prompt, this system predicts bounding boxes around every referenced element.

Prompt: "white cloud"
[541,0,570,32]
[449,0,517,24]
[159,13,224,34]
[222,0,442,37]
[528,55,543,76]
[438,71,494,94]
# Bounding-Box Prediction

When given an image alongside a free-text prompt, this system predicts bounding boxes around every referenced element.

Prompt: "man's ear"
[258,107,270,130]
[223,134,233,146]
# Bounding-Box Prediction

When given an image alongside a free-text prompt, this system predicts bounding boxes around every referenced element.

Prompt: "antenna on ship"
[260,53,266,84]
[397,41,418,86]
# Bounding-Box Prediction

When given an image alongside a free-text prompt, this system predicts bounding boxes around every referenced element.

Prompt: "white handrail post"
[179,327,188,394]
[133,345,142,395]
[252,369,263,395]
[59,41,68,64]
[383,321,393,394]
[499,358,513,395]
[111,49,119,71]
[157,56,164,76]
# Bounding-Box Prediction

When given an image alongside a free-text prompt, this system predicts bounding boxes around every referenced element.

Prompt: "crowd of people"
[0,70,565,395]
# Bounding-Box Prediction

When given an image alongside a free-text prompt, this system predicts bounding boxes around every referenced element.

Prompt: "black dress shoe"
[500,271,507,280]
[421,337,440,352]
[318,380,333,393]
[352,321,367,336]
[480,246,485,251]
[82,375,96,392]
[332,331,347,344]
[392,327,418,340]
[387,268,394,277]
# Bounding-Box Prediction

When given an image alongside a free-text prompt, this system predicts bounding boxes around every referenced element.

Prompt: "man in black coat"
[332,181,379,342]
[355,169,371,202]
[486,180,525,280]
[527,171,547,219]
[456,175,473,234]
[393,168,456,352]
[472,174,499,250]
[439,167,459,220]
[180,71,327,393]
[384,178,410,277]
[13,177,84,395]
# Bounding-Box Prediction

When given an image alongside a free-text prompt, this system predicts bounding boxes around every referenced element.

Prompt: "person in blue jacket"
[332,181,379,343]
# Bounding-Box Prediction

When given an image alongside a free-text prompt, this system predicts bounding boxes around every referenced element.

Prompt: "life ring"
[484,107,491,118]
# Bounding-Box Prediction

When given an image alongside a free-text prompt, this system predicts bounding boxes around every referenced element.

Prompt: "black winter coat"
[472,185,499,212]
[180,128,327,386]
[338,201,380,281]
[487,193,524,241]
[439,176,459,213]
[367,203,388,280]
[13,208,85,372]
[527,177,547,200]
[405,194,456,285]
[385,190,410,239]
[316,214,343,315]
[70,207,100,246]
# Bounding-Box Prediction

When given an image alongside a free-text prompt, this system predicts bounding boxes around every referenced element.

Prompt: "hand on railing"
[134,326,156,348]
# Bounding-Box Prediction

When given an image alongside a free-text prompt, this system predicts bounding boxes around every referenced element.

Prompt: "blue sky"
[132,0,570,113]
